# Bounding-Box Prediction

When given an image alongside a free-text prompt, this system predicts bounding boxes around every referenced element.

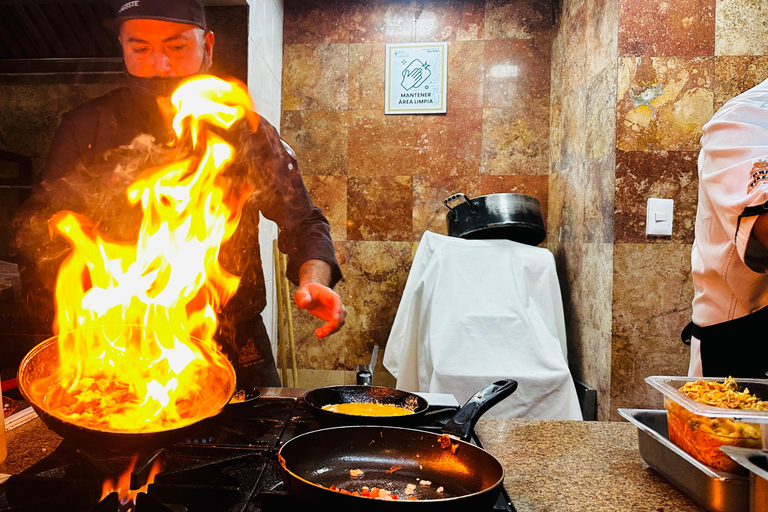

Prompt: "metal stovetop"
[0,389,516,511]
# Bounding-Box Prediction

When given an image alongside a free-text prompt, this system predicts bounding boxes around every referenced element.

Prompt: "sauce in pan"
[321,402,414,416]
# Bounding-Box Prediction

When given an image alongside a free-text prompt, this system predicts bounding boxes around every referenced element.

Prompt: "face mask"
[125,74,188,99]
[123,52,210,99]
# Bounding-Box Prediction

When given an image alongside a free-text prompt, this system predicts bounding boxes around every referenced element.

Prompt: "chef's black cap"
[103,0,207,32]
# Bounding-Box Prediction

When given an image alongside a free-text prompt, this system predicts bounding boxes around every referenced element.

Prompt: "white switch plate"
[646,198,674,236]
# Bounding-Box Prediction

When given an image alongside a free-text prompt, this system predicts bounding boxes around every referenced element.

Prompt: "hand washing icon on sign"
[401,59,431,91]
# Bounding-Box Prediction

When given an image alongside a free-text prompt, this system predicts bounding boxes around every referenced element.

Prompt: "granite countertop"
[1,409,706,511]
[475,417,705,512]
[0,416,62,475]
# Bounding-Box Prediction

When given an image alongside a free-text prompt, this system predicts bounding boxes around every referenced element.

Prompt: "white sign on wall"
[385,42,447,115]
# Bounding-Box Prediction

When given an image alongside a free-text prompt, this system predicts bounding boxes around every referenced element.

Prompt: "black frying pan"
[302,345,429,426]
[280,379,517,510]
[303,384,430,426]
[17,332,236,452]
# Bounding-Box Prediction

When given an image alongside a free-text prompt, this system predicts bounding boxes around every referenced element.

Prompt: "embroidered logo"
[118,1,140,13]
[238,337,264,367]
[748,160,768,193]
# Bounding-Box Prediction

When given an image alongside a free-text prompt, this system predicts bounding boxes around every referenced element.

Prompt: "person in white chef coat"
[683,77,768,378]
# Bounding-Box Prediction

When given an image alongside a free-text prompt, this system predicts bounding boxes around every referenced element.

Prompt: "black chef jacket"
[23,85,342,387]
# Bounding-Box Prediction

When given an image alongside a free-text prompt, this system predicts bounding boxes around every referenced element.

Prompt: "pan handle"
[442,379,518,441]
[444,193,478,216]
[355,345,379,385]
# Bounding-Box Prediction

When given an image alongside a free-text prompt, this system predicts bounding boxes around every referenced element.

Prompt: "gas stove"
[0,391,516,511]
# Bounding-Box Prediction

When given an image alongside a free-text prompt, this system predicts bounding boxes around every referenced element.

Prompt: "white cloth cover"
[383,231,582,420]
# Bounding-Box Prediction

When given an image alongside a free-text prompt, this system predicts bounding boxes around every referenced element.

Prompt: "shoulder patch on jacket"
[748,160,768,193]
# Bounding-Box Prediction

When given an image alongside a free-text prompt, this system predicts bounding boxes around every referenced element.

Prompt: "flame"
[101,454,164,506]
[30,76,257,432]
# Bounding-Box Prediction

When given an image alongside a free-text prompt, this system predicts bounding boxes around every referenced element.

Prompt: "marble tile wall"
[281,0,555,385]
[608,0,768,419]
[549,0,618,420]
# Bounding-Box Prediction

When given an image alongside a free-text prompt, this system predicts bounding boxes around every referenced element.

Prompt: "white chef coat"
[383,231,582,420]
[690,77,768,374]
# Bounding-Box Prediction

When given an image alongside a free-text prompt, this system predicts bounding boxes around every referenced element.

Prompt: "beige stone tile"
[484,0,555,39]
[280,110,348,176]
[282,369,346,389]
[612,243,694,338]
[302,175,347,242]
[481,103,550,176]
[585,63,618,161]
[567,322,611,421]
[714,56,768,111]
[584,154,615,244]
[547,172,563,242]
[549,99,565,174]
[580,242,614,334]
[614,150,698,244]
[610,332,691,419]
[556,163,587,244]
[414,0,486,42]
[347,109,482,177]
[618,0,714,58]
[483,39,551,110]
[283,0,350,44]
[282,43,349,111]
[617,56,714,151]
[414,175,480,240]
[716,0,768,56]
[557,85,588,171]
[335,241,413,370]
[550,0,588,100]
[447,40,484,110]
[586,0,618,78]
[348,176,413,241]
[348,43,385,111]
[348,0,416,43]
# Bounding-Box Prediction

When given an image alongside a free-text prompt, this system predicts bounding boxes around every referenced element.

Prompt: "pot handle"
[444,193,478,215]
[355,345,379,385]
[442,379,518,441]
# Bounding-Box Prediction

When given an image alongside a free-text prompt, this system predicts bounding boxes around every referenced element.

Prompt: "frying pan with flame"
[17,333,237,452]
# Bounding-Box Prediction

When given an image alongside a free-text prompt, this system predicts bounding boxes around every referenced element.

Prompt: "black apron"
[219,314,281,387]
[682,305,768,378]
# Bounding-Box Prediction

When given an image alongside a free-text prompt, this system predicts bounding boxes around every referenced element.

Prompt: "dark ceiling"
[0,1,123,74]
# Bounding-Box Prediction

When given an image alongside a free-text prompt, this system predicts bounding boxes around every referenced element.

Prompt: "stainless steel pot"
[444,192,545,245]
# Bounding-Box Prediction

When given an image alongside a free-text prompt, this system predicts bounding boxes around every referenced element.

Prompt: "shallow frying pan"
[17,332,236,453]
[302,345,429,426]
[302,384,430,426]
[280,379,517,510]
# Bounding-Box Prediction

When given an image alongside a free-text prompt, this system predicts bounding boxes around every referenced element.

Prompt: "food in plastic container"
[646,376,768,474]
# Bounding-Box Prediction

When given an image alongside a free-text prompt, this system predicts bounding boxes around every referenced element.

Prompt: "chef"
[684,76,768,378]
[15,0,346,387]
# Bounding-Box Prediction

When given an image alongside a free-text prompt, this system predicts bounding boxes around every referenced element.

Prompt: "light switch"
[646,198,673,236]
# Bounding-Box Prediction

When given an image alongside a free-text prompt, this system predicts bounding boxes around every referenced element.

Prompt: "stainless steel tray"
[618,408,748,512]
[720,446,768,512]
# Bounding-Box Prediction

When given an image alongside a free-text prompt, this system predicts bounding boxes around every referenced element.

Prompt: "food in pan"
[229,389,247,403]
[321,402,414,416]
[329,484,418,500]
[666,376,764,473]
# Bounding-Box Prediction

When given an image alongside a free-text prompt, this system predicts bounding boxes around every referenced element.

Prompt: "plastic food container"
[645,376,768,474]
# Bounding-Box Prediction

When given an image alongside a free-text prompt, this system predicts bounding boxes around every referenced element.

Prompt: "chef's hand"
[294,283,346,338]
[295,259,346,338]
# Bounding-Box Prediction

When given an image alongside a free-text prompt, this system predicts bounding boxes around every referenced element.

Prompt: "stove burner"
[0,395,516,512]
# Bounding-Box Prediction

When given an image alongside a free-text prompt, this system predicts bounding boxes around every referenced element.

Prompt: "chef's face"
[118,19,214,78]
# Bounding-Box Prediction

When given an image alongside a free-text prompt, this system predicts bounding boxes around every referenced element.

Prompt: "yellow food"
[666,377,765,473]
[679,376,768,411]
[321,402,414,417]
